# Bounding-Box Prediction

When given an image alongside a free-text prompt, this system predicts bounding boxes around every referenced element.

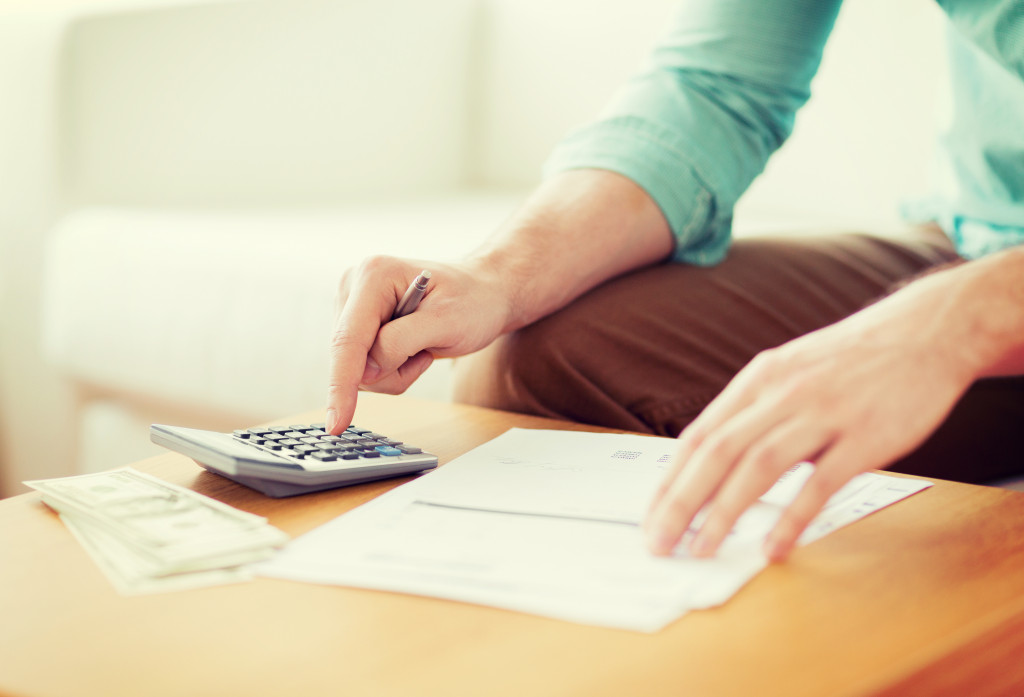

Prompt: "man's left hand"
[644,265,985,562]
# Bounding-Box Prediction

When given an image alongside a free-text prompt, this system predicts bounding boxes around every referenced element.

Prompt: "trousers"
[452,226,1024,484]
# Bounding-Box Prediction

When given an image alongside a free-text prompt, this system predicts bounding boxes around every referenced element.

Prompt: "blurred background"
[0,0,950,496]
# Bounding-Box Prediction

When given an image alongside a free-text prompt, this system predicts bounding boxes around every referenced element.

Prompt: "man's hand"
[324,170,676,435]
[326,256,512,434]
[644,250,1024,562]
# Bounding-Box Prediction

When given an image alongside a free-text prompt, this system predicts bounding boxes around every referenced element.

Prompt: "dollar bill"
[27,468,271,543]
[26,468,289,586]
[61,512,254,595]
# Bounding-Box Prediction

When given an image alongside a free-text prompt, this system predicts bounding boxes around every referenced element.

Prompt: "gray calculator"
[150,422,438,498]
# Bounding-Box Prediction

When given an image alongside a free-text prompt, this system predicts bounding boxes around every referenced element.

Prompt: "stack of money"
[26,468,289,595]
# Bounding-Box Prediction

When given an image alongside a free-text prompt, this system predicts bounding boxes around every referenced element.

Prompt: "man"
[326,0,1024,562]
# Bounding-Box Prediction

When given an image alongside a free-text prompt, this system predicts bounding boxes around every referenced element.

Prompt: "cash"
[25,468,289,595]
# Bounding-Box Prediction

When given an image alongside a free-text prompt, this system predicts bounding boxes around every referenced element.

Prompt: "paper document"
[256,429,931,632]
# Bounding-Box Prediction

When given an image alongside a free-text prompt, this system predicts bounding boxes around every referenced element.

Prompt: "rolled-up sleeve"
[543,0,843,265]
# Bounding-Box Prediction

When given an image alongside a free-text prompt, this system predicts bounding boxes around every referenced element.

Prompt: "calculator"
[150,422,438,498]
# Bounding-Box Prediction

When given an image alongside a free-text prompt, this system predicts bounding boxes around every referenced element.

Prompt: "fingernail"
[326,408,338,434]
[361,357,381,383]
[764,537,784,562]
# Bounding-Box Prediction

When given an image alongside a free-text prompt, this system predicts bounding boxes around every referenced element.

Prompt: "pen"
[391,270,431,320]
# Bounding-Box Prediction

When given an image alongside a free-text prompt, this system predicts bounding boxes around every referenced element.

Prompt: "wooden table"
[2,393,1024,697]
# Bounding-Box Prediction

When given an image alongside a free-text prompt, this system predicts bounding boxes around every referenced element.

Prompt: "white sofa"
[0,0,949,494]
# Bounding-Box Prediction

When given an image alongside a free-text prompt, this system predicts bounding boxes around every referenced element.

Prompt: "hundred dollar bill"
[27,468,288,572]
[55,501,281,576]
[61,512,254,595]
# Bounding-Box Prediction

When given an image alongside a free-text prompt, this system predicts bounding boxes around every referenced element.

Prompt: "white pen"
[391,270,431,320]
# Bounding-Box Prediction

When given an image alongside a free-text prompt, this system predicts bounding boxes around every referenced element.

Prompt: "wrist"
[462,248,532,335]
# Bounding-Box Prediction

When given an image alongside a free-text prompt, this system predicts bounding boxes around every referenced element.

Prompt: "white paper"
[256,429,931,632]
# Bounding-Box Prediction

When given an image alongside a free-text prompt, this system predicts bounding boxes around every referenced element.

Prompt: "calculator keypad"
[234,424,410,468]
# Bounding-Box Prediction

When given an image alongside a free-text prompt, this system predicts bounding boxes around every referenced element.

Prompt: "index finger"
[326,274,395,434]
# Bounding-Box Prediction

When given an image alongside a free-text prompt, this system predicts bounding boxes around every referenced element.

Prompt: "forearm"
[467,169,674,333]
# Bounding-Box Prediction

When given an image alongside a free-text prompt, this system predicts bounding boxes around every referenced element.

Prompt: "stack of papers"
[27,468,289,595]
[257,428,931,632]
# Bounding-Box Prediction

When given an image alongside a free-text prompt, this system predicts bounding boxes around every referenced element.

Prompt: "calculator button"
[263,442,284,450]
[383,439,402,446]
[233,430,251,439]
[247,428,272,436]
[251,438,267,445]
[269,426,293,434]
[361,451,381,458]
[309,423,326,429]
[300,437,320,444]
[322,435,344,443]
[290,425,312,431]
[347,427,370,435]
[341,453,360,460]
[262,433,285,441]
[375,446,403,457]
[310,451,337,462]
[316,443,336,451]
[397,446,422,454]
[279,439,301,447]
[307,430,328,437]
[284,431,306,439]
[295,445,319,453]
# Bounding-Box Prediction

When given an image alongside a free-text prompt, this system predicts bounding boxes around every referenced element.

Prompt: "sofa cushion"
[42,194,520,419]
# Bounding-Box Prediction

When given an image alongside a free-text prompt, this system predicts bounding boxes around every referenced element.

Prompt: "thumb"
[361,349,436,395]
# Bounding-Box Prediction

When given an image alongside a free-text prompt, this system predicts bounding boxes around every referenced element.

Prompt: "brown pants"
[453,227,1024,484]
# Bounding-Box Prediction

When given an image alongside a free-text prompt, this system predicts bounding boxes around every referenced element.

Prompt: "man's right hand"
[325,169,676,435]
[325,255,513,434]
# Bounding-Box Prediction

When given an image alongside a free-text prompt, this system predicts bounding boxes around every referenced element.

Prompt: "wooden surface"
[2,393,1024,697]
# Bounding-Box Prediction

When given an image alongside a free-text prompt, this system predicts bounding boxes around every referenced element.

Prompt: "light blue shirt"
[544,0,1024,265]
